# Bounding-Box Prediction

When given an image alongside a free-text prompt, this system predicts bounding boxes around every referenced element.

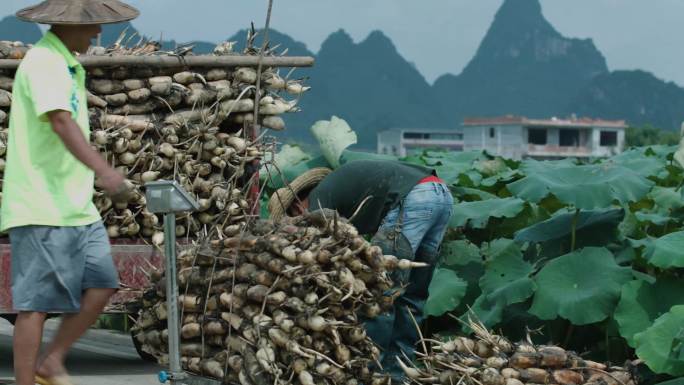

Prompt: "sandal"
[35,375,74,385]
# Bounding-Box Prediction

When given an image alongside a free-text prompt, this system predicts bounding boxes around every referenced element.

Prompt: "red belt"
[418,175,443,184]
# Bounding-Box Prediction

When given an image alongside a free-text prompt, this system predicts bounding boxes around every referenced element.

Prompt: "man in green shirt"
[3,1,139,384]
[269,159,454,381]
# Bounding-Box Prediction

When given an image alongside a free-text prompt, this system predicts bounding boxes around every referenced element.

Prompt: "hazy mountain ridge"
[433,0,609,127]
[285,29,448,147]
[2,0,683,149]
[0,15,41,42]
[566,70,684,130]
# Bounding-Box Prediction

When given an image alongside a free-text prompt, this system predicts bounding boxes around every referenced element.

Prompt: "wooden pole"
[0,55,314,69]
[250,0,276,217]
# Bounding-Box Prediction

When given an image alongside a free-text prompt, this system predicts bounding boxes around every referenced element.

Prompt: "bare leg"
[14,312,47,385]
[36,288,116,378]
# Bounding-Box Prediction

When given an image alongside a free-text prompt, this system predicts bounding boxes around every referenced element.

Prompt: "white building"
[377,128,464,157]
[462,116,627,160]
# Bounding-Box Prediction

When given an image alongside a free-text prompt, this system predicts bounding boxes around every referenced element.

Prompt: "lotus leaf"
[433,165,472,184]
[519,158,578,174]
[635,211,674,226]
[462,170,484,185]
[309,116,357,169]
[644,145,678,159]
[635,305,684,376]
[451,186,498,201]
[480,239,536,307]
[654,379,684,385]
[618,209,641,241]
[424,268,468,317]
[439,241,485,314]
[425,150,484,164]
[401,154,423,164]
[450,197,526,229]
[614,278,684,347]
[515,208,624,246]
[646,231,684,268]
[609,148,666,177]
[508,163,654,210]
[417,151,487,184]
[463,295,504,329]
[480,169,521,187]
[650,186,684,212]
[440,240,481,266]
[494,203,551,241]
[529,247,632,325]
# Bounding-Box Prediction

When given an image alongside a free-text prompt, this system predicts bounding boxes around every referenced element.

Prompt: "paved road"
[0,318,161,385]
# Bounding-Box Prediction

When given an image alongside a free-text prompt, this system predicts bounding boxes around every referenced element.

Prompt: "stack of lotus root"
[0,31,308,243]
[132,209,428,385]
[398,321,638,385]
[0,40,29,60]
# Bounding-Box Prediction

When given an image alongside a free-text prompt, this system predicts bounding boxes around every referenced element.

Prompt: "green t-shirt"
[307,160,434,234]
[0,31,100,231]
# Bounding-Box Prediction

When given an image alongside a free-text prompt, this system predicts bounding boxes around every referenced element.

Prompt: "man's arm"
[47,110,125,195]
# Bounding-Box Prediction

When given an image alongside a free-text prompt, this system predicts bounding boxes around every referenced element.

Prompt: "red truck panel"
[0,239,163,314]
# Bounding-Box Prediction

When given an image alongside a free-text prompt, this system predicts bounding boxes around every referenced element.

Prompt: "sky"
[2,0,683,86]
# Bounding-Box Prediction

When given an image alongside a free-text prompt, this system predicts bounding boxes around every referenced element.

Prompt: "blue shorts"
[9,221,119,313]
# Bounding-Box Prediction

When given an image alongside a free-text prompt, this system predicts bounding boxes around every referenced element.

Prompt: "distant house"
[462,116,627,160]
[377,128,464,157]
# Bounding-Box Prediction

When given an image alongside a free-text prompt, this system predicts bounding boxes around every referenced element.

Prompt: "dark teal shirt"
[307,160,434,234]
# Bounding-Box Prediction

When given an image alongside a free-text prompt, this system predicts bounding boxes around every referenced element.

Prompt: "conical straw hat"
[268,168,332,221]
[16,0,139,25]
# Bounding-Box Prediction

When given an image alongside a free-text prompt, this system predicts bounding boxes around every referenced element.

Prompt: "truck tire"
[131,331,157,362]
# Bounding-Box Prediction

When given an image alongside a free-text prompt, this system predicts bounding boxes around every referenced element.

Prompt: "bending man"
[268,159,454,381]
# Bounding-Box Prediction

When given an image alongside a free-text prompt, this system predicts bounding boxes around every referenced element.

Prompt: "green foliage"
[655,379,684,385]
[508,163,654,210]
[645,231,684,268]
[636,212,675,226]
[649,186,684,212]
[479,239,536,308]
[424,268,468,317]
[529,247,632,325]
[608,147,667,178]
[626,125,680,148]
[440,240,480,267]
[515,208,624,256]
[411,150,487,184]
[450,198,527,228]
[266,124,684,381]
[614,278,684,347]
[438,240,485,316]
[466,295,505,329]
[635,305,684,376]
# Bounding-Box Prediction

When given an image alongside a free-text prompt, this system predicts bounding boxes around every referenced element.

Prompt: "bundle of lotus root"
[133,209,428,385]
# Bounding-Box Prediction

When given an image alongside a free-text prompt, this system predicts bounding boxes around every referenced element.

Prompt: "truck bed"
[0,238,163,314]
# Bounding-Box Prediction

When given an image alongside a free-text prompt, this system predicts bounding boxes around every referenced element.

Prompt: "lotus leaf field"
[261,117,684,384]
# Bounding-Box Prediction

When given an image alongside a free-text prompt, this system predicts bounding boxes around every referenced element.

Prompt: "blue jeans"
[364,182,453,380]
